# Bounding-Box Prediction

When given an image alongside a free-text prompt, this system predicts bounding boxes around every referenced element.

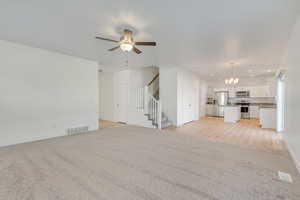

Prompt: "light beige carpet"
[0,126,299,200]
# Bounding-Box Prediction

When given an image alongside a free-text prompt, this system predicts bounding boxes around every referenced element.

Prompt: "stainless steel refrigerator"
[215,91,229,117]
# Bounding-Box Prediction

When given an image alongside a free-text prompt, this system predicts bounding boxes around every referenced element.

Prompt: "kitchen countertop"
[224,104,240,107]
[207,103,276,108]
[250,103,276,107]
[251,104,276,109]
[259,106,277,109]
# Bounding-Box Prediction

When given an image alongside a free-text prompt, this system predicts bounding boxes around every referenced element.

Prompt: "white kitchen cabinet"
[259,108,276,129]
[228,88,236,98]
[250,106,259,118]
[224,106,241,123]
[207,87,215,98]
[213,88,227,92]
[212,87,237,98]
[249,86,269,97]
[236,87,248,92]
[206,104,217,116]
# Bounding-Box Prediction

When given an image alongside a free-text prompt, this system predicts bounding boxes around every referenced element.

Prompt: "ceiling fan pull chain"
[126,52,129,68]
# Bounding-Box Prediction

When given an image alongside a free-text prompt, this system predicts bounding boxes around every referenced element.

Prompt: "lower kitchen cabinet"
[206,104,217,116]
[259,108,276,129]
[250,106,259,119]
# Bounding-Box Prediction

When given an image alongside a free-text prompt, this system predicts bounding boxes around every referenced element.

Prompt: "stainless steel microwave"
[236,91,250,98]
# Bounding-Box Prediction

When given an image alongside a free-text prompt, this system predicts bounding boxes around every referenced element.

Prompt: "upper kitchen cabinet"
[249,86,267,97]
[213,88,227,92]
[213,87,235,98]
[235,87,248,92]
[249,85,275,98]
[228,87,236,98]
[249,77,276,98]
[207,87,215,98]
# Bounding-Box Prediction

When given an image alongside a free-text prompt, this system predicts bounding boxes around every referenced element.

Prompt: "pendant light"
[225,62,239,85]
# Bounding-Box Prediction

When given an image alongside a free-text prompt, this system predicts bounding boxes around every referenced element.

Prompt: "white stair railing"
[144,86,162,129]
[134,86,162,129]
[135,87,145,112]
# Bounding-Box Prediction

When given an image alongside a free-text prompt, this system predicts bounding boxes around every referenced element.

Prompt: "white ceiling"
[1,0,300,78]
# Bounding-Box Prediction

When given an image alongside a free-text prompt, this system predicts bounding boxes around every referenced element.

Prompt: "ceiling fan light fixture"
[95,29,156,54]
[120,43,133,52]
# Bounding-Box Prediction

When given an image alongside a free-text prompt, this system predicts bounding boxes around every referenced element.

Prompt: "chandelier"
[225,77,239,85]
[225,62,239,85]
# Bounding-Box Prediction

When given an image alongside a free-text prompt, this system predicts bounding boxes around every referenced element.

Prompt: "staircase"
[134,73,172,129]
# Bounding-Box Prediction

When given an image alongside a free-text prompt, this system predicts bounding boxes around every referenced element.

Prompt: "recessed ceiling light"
[210,73,215,77]
[228,61,239,66]
[267,69,272,73]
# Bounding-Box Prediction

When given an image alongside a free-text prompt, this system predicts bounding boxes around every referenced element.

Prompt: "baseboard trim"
[0,133,66,148]
[0,128,98,148]
[286,145,300,175]
[283,135,300,175]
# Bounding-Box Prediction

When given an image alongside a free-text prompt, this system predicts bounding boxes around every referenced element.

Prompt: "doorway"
[181,75,199,125]
[116,83,129,123]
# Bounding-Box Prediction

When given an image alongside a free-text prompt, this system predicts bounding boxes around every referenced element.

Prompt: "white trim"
[283,135,300,174]
[0,127,98,148]
[287,146,300,174]
[0,133,66,148]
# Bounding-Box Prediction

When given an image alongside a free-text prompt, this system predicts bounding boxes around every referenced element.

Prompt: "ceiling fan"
[95,29,156,54]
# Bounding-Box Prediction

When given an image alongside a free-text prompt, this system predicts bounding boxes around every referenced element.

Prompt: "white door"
[117,83,128,123]
[182,78,197,124]
[99,72,114,121]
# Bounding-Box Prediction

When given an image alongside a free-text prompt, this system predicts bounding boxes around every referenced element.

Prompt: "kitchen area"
[206,84,277,130]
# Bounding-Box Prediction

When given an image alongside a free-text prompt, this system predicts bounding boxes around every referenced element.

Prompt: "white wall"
[99,72,114,121]
[159,67,178,125]
[283,16,300,173]
[0,40,99,147]
[160,67,200,126]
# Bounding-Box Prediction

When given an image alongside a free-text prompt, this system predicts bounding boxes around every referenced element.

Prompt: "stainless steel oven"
[241,106,250,118]
[236,101,250,118]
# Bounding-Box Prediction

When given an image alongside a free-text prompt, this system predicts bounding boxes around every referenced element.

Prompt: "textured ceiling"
[1,0,300,78]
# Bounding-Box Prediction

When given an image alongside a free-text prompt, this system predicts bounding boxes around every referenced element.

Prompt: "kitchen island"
[259,107,276,129]
[224,105,241,123]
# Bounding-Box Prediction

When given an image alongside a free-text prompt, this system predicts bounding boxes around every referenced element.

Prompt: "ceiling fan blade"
[133,47,142,54]
[108,46,120,51]
[135,42,156,46]
[95,36,119,43]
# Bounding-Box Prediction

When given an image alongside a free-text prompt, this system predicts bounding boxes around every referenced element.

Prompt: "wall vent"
[66,126,89,136]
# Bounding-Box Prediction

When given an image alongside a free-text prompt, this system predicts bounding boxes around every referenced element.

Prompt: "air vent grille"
[278,171,293,183]
[66,126,89,135]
